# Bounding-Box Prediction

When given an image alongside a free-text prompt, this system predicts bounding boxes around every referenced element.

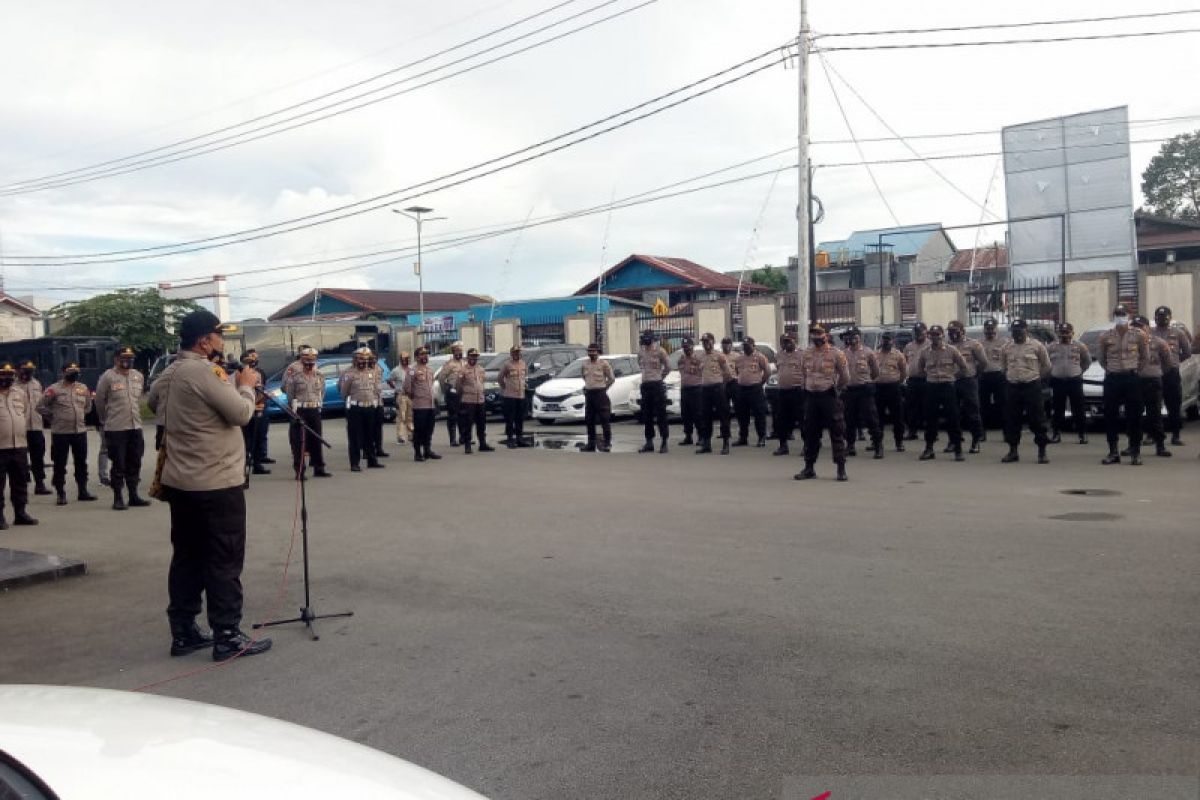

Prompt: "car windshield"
[556,358,588,378]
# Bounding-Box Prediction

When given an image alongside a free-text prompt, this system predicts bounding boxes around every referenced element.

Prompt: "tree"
[748,264,788,293]
[50,289,203,358]
[1141,131,1200,220]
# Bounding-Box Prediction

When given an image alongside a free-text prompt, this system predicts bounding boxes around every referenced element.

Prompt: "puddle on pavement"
[1045,512,1124,522]
[1060,489,1121,497]
[530,434,638,453]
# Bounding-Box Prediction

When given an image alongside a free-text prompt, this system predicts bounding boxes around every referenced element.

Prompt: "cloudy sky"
[1,0,1197,319]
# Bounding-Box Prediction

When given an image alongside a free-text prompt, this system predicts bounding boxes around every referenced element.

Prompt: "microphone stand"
[252,389,353,640]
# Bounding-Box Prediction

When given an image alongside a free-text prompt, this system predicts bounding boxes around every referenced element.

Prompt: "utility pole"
[796,0,812,326]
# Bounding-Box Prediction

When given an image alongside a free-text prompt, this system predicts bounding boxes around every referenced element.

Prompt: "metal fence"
[966,278,1060,326]
[780,291,855,330]
[635,309,695,351]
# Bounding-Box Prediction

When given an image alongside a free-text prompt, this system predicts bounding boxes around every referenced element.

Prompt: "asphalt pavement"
[0,419,1196,799]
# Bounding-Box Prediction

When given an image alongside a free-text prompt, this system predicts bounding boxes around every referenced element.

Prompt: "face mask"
[810,337,823,347]
[118,359,134,369]
[64,372,78,383]
[18,370,32,380]
[783,342,795,352]
[0,377,13,389]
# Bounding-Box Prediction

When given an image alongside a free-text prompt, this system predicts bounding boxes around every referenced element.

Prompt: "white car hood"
[535,377,584,397]
[0,685,487,800]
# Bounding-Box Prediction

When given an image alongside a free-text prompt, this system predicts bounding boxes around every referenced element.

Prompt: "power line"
[809,113,1200,146]
[816,8,1200,38]
[3,45,787,265]
[818,27,1200,51]
[0,0,650,196]
[815,135,1176,168]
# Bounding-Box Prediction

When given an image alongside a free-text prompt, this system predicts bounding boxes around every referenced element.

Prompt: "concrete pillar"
[492,318,521,354]
[1064,272,1117,333]
[393,326,418,357]
[460,322,484,353]
[855,288,901,326]
[604,311,637,355]
[914,285,966,328]
[742,296,782,344]
[565,314,595,347]
[1140,263,1200,334]
[692,301,731,342]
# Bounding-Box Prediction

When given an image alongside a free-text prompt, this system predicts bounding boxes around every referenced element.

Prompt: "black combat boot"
[1048,430,1062,444]
[13,506,37,525]
[34,480,51,496]
[252,464,271,475]
[1078,433,1088,445]
[678,434,694,446]
[367,458,386,468]
[599,441,612,452]
[414,447,425,462]
[1171,434,1184,446]
[1101,449,1120,465]
[836,462,848,482]
[719,437,730,455]
[772,442,789,456]
[170,621,214,657]
[479,439,495,452]
[1120,446,1133,457]
[55,488,67,506]
[424,447,442,460]
[873,440,884,460]
[847,444,857,457]
[755,436,766,448]
[464,441,475,454]
[895,439,905,453]
[580,442,595,453]
[969,436,981,454]
[450,434,459,448]
[77,483,97,501]
[1128,450,1143,466]
[1001,446,1020,463]
[212,628,272,662]
[919,447,935,461]
[954,446,965,463]
[112,488,127,510]
[942,441,954,454]
[638,440,655,453]
[376,449,390,458]
[127,484,150,506]
[1037,445,1049,464]
[312,468,332,477]
[696,438,712,454]
[658,439,669,454]
[1155,442,1172,457]
[794,462,817,480]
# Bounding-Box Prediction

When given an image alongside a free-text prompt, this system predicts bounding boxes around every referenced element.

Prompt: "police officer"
[916,325,968,462]
[456,348,493,454]
[438,342,467,447]
[874,331,907,454]
[404,346,441,460]
[721,336,741,430]
[676,337,703,446]
[795,324,850,482]
[282,347,331,478]
[16,360,50,496]
[1151,306,1192,446]
[581,343,616,452]
[637,330,671,453]
[903,322,931,439]
[978,317,1008,434]
[239,350,271,475]
[339,347,384,472]
[1097,305,1148,465]
[841,327,882,458]
[366,351,389,459]
[773,332,804,456]
[498,345,528,448]
[947,320,987,454]
[389,351,414,445]
[94,346,150,510]
[698,332,733,455]
[0,363,38,528]
[1047,323,1090,445]
[37,362,98,505]
[734,337,770,447]
[1131,315,1173,458]
[1000,318,1052,464]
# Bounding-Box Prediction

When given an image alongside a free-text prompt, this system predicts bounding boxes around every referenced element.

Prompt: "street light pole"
[796,0,812,326]
[393,206,447,344]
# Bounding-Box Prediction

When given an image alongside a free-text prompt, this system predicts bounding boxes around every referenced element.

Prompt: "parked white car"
[633,345,778,421]
[1077,323,1199,418]
[532,355,642,423]
[0,684,487,800]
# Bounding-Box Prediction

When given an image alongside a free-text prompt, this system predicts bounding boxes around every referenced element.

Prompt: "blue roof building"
[812,223,957,291]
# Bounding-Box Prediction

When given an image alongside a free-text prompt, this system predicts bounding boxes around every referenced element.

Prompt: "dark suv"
[483,345,590,416]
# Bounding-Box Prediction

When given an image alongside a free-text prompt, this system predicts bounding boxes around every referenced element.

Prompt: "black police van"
[0,336,120,390]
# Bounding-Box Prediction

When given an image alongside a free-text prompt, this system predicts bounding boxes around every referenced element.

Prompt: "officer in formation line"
[697,332,733,454]
[497,345,529,449]
[1132,315,1173,458]
[720,336,740,436]
[840,328,881,458]
[16,360,50,496]
[455,347,494,454]
[1097,305,1148,465]
[338,346,385,472]
[580,342,616,452]
[0,363,39,529]
[676,337,702,446]
[37,362,99,505]
[874,331,907,452]
[1047,323,1090,445]
[94,347,151,510]
[772,331,804,456]
[637,330,671,453]
[239,350,273,476]
[999,318,1052,464]
[902,323,931,440]
[794,324,851,482]
[1150,305,1192,447]
[403,346,441,461]
[389,350,415,445]
[916,325,969,462]
[438,342,467,448]
[948,321,987,453]
[281,346,331,478]
[733,337,770,448]
[978,318,1008,431]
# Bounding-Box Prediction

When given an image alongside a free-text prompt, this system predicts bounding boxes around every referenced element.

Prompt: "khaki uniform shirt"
[918,345,967,384]
[18,378,44,432]
[875,349,907,385]
[723,351,741,381]
[638,345,670,384]
[339,367,380,406]
[94,367,145,431]
[736,351,770,386]
[151,351,255,492]
[775,349,803,389]
[497,358,527,399]
[1097,326,1148,374]
[1047,341,1091,379]
[147,362,179,425]
[951,338,988,379]
[677,352,703,388]
[844,346,879,387]
[0,388,29,450]
[438,357,467,394]
[456,363,487,404]
[800,346,850,392]
[904,339,930,378]
[283,367,325,407]
[1139,336,1171,379]
[700,350,732,385]
[981,335,1008,373]
[37,380,92,434]
[1002,340,1051,384]
[1151,325,1191,370]
[581,359,615,391]
[403,363,436,410]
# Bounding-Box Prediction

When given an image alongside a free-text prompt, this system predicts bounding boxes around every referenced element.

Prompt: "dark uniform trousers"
[776,388,804,444]
[26,430,46,486]
[289,408,326,472]
[679,386,702,438]
[50,432,88,489]
[373,406,386,456]
[640,380,669,441]
[874,383,905,447]
[502,397,525,441]
[413,408,436,451]
[979,371,1007,429]
[346,406,377,467]
[1004,379,1049,447]
[241,412,268,467]
[1139,376,1166,446]
[725,379,741,435]
[0,447,30,513]
[1102,371,1142,452]
[736,384,767,441]
[104,428,144,493]
[1161,368,1183,437]
[923,382,962,448]
[802,388,848,464]
[955,376,983,441]
[583,389,612,445]
[905,376,927,435]
[700,384,730,441]
[166,486,246,631]
[445,391,462,442]
[1049,376,1086,434]
[458,402,487,446]
[843,385,881,446]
